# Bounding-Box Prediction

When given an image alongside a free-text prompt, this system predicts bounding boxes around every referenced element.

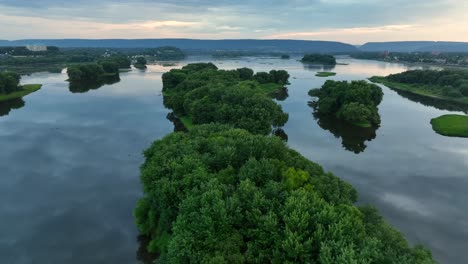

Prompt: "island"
[315,71,336,77]
[135,123,434,263]
[162,63,289,134]
[280,54,290,59]
[0,72,42,102]
[370,69,468,107]
[301,54,337,65]
[309,80,383,127]
[67,59,121,92]
[134,57,147,69]
[431,114,468,138]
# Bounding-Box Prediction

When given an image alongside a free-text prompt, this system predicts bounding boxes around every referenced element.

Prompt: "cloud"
[0,0,467,43]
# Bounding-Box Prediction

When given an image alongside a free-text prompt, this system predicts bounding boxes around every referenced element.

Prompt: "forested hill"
[360,41,468,52]
[0,39,358,53]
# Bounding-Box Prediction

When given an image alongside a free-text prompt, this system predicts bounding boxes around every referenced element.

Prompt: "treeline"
[135,124,435,263]
[143,46,185,60]
[301,54,337,65]
[386,69,468,98]
[351,51,468,66]
[162,63,289,134]
[0,46,60,56]
[309,80,383,127]
[0,72,21,94]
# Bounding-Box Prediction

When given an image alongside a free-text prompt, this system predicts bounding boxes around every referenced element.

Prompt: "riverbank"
[369,76,468,106]
[0,84,42,102]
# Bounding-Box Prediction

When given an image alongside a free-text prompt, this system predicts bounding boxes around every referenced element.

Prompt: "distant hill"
[0,39,358,53]
[360,41,468,52]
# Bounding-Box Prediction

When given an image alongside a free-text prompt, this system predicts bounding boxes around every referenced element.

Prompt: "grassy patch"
[0,84,42,102]
[316,72,336,77]
[431,114,468,138]
[179,115,194,129]
[351,121,372,128]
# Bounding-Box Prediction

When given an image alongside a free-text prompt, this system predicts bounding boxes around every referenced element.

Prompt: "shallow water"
[0,57,467,264]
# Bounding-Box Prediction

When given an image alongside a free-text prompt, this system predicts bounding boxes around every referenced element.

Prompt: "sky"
[0,0,468,44]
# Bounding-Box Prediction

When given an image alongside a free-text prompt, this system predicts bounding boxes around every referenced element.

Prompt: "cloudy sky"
[0,0,467,44]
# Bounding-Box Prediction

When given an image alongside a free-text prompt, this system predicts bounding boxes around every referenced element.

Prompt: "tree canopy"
[309,80,383,127]
[301,54,337,65]
[0,72,21,94]
[162,63,289,135]
[386,69,468,98]
[135,124,435,264]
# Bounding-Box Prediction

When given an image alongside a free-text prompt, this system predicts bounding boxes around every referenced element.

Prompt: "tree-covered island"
[370,69,468,106]
[309,80,383,127]
[0,72,42,102]
[134,124,435,263]
[162,63,289,134]
[134,57,148,69]
[301,54,337,65]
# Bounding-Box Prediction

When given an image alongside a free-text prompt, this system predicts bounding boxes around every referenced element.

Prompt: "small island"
[370,69,468,107]
[134,57,147,69]
[281,54,290,59]
[431,114,468,138]
[309,80,383,127]
[301,54,337,65]
[316,72,336,77]
[67,59,121,92]
[0,72,42,102]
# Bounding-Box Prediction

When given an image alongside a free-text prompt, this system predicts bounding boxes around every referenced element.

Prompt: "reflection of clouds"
[382,193,433,217]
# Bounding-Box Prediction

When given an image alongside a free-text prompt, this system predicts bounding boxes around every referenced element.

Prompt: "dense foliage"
[162,63,289,134]
[145,46,185,61]
[301,54,337,65]
[0,72,21,94]
[309,80,383,127]
[134,57,148,69]
[135,124,435,263]
[386,69,468,98]
[67,56,125,83]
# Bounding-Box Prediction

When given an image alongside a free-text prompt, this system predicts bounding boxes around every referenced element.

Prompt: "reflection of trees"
[136,235,158,264]
[68,75,121,93]
[313,112,378,154]
[392,88,468,114]
[270,87,289,101]
[303,64,336,72]
[0,98,25,117]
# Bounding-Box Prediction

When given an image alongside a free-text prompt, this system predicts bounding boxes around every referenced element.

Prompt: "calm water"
[0,57,467,264]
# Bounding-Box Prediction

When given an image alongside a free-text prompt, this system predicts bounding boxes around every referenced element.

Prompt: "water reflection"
[271,87,289,101]
[0,98,26,117]
[312,112,378,154]
[136,235,158,264]
[391,88,468,114]
[69,75,121,93]
[302,64,336,72]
